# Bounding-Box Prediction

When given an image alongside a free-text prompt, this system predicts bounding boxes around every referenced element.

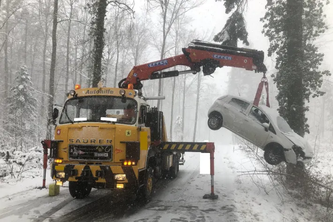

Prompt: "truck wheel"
[69,181,92,199]
[208,112,222,130]
[141,167,154,202]
[264,145,284,165]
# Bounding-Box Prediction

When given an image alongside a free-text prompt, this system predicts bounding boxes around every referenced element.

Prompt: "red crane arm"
[119,40,267,89]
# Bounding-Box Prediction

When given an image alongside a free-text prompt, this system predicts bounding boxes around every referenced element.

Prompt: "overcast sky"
[133,0,333,98]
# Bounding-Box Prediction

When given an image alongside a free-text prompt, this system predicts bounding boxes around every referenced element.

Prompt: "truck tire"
[69,181,92,199]
[140,167,154,203]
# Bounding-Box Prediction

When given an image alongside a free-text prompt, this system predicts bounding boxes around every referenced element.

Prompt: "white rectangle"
[200,153,210,174]
[94,153,108,157]
[74,117,87,122]
[101,117,117,122]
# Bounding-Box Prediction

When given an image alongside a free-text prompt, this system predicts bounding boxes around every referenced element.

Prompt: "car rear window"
[228,98,250,111]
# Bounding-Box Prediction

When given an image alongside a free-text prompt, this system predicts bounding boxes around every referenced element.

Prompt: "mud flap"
[179,153,185,165]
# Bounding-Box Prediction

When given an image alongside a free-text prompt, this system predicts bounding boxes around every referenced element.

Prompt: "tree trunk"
[170,77,176,140]
[30,36,38,80]
[113,15,120,88]
[192,74,201,142]
[4,0,10,101]
[170,24,180,141]
[79,13,88,86]
[24,17,28,65]
[65,1,73,100]
[86,38,93,87]
[181,75,186,141]
[47,0,58,139]
[74,37,78,86]
[92,0,107,87]
[41,0,50,128]
[285,0,304,136]
[157,1,169,110]
[113,45,120,88]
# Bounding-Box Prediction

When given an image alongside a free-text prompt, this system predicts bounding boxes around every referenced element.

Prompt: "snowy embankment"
[0,129,325,221]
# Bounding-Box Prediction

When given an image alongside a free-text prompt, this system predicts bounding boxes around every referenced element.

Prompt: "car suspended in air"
[207,95,313,166]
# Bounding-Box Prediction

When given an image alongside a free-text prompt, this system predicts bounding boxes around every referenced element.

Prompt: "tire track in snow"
[0,192,70,221]
[109,147,240,222]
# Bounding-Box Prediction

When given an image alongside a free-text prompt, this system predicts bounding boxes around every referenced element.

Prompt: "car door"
[241,106,270,148]
[222,97,250,135]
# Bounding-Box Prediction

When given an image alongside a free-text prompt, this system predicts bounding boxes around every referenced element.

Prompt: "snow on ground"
[0,129,324,221]
[113,130,314,222]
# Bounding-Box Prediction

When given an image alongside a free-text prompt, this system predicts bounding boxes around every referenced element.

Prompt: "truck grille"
[69,145,112,161]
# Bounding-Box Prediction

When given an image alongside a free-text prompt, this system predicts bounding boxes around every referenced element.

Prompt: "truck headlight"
[114,174,126,181]
[56,172,65,178]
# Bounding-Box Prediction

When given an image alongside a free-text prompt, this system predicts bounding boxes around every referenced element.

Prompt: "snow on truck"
[42,40,267,200]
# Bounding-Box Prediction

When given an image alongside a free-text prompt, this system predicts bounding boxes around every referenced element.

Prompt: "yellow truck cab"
[49,85,177,200]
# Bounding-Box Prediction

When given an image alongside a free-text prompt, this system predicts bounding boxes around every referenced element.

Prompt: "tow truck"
[42,40,267,201]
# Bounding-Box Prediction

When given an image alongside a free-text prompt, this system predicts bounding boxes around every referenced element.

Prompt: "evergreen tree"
[214,0,249,46]
[6,66,38,150]
[261,0,331,136]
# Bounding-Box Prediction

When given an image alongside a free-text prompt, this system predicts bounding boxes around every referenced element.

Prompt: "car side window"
[250,106,269,124]
[228,98,249,111]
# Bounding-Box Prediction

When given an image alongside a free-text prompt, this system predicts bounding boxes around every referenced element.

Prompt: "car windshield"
[276,116,293,133]
[59,96,137,124]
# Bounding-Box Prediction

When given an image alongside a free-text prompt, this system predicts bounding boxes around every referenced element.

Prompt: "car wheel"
[264,145,284,165]
[208,112,223,130]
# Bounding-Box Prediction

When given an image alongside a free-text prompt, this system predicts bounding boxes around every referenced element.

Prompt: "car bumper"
[298,157,312,164]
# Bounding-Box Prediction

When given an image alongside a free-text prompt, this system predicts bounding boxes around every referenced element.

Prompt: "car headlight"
[114,174,126,181]
[292,145,305,158]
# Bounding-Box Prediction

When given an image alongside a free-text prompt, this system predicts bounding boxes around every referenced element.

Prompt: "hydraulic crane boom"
[119,40,267,89]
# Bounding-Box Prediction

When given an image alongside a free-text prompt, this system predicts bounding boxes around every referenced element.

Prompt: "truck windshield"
[59,96,137,124]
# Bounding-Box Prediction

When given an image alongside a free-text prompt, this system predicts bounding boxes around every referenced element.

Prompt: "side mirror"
[139,106,147,124]
[262,122,269,132]
[52,108,59,120]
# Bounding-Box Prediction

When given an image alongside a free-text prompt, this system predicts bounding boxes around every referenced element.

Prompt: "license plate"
[94,153,108,157]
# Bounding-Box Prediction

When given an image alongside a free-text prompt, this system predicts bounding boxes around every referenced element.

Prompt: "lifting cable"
[253,73,270,107]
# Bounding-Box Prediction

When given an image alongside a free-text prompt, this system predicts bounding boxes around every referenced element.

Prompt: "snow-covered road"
[0,129,315,222]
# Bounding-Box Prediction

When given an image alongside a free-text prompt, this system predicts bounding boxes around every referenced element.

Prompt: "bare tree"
[47,0,58,139]
[147,0,201,109]
[65,0,75,99]
[126,18,149,66]
[39,0,52,123]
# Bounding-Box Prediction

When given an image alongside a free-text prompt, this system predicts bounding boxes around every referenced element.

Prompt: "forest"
[0,0,332,179]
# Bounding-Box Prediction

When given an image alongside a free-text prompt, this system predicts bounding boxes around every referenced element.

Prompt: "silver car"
[207,95,314,166]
